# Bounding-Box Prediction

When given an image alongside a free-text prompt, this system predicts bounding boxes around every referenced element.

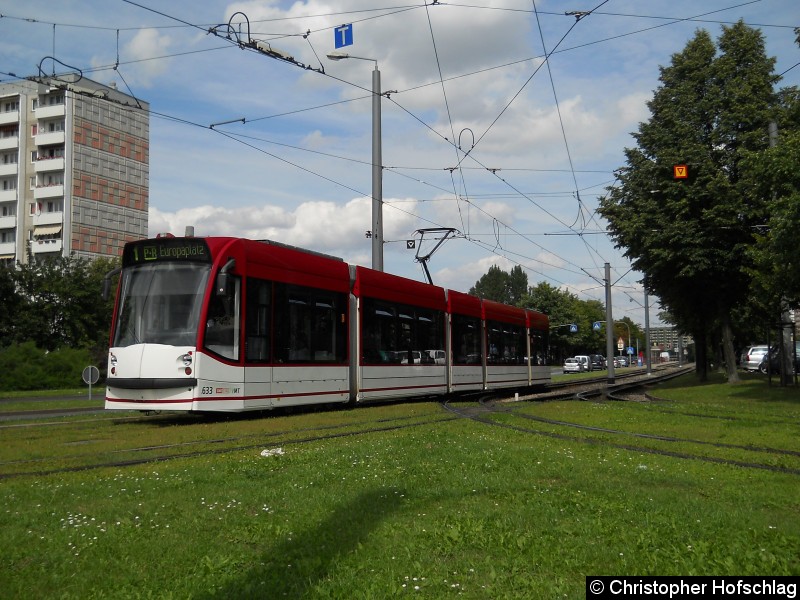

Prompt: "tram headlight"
[109,352,117,367]
[180,353,193,367]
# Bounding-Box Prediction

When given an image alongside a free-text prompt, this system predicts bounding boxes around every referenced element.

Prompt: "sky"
[2,0,799,332]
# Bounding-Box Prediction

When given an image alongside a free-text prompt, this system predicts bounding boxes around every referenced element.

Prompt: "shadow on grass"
[203,487,405,599]
[653,370,800,405]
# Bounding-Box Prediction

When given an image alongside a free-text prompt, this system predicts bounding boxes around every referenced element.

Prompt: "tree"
[5,255,117,357]
[523,282,605,361]
[468,264,528,305]
[742,89,800,311]
[507,265,528,306]
[0,262,19,347]
[598,21,780,382]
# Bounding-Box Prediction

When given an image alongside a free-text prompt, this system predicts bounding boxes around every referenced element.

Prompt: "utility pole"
[605,262,615,383]
[644,284,652,375]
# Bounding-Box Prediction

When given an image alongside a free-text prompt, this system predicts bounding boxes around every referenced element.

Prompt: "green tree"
[7,255,117,355]
[598,22,780,382]
[0,262,19,348]
[507,265,528,306]
[523,282,603,361]
[468,264,528,305]
[742,88,800,312]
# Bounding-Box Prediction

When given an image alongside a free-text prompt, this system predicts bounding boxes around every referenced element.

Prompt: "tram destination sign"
[123,237,212,266]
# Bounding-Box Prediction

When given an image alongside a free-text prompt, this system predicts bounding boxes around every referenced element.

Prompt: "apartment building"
[648,326,693,361]
[0,74,148,264]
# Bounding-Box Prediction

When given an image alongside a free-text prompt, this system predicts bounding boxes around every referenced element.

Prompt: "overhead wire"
[25,4,628,292]
[6,1,789,307]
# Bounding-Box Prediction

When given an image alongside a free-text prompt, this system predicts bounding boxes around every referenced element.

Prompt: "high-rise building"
[0,74,148,264]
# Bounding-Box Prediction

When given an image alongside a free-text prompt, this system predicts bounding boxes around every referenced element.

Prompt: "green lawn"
[0,372,798,598]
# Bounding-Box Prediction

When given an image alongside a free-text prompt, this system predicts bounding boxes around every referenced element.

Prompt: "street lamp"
[326,51,383,272]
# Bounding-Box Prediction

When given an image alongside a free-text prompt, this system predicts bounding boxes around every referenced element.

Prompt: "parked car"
[426,349,446,365]
[740,345,769,371]
[574,355,592,372]
[589,354,606,370]
[563,358,582,374]
[758,347,800,375]
[614,356,629,367]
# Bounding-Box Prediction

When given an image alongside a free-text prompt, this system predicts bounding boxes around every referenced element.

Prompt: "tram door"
[244,278,273,407]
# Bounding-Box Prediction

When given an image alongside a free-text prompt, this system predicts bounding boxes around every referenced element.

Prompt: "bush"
[0,342,93,391]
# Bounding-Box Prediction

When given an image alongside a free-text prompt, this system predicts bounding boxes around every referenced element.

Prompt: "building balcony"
[35,104,66,119]
[0,110,20,125]
[31,237,63,254]
[34,184,64,200]
[0,241,16,258]
[35,131,65,146]
[34,157,65,172]
[0,136,19,151]
[0,215,17,229]
[33,211,63,226]
[0,189,16,202]
[0,162,17,177]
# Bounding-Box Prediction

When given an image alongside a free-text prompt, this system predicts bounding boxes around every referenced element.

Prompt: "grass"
[0,373,798,598]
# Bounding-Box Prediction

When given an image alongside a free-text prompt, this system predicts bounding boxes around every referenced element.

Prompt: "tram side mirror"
[215,258,236,296]
[102,266,122,301]
[215,272,230,296]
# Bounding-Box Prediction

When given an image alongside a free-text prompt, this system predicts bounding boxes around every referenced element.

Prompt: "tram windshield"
[112,262,210,347]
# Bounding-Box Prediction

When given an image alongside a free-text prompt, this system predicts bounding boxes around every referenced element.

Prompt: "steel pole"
[605,262,615,383]
[372,65,383,272]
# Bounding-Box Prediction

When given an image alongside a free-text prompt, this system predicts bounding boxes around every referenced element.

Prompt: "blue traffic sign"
[335,24,353,48]
[626,347,635,355]
[569,324,578,333]
[593,321,602,331]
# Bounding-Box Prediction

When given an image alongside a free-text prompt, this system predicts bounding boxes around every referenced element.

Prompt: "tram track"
[0,411,457,480]
[5,364,794,480]
[443,405,800,476]
[439,368,800,477]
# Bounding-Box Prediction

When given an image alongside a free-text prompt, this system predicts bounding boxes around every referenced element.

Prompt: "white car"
[740,345,768,371]
[426,349,446,365]
[574,355,592,371]
[563,358,582,374]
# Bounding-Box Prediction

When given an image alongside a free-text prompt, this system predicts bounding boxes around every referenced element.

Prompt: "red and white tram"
[105,236,550,412]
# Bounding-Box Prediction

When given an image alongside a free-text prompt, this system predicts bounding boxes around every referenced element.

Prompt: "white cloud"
[149,195,419,255]
[117,29,173,87]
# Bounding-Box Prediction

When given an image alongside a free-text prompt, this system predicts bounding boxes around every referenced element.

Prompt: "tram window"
[204,276,240,360]
[361,299,444,365]
[529,329,549,365]
[274,283,346,364]
[487,321,525,365]
[245,279,271,363]
[113,263,208,348]
[452,314,481,365]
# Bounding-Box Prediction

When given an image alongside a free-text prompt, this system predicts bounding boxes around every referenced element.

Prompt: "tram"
[104,236,550,412]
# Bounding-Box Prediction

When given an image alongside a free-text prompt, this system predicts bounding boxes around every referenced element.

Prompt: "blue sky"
[3,0,799,330]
